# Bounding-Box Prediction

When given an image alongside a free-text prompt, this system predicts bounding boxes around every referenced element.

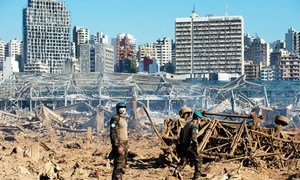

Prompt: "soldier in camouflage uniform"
[174,111,204,180]
[109,101,128,180]
[177,107,193,137]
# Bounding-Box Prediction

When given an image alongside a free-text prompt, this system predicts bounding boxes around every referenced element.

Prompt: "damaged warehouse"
[0,72,299,179]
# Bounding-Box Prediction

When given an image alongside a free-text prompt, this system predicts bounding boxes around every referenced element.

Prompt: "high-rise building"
[90,44,114,73]
[0,40,5,71]
[285,27,298,53]
[244,33,253,47]
[270,40,285,52]
[73,26,89,45]
[90,32,109,45]
[245,37,270,67]
[78,43,114,73]
[23,0,71,73]
[297,32,300,55]
[5,38,23,71]
[154,37,172,66]
[6,38,22,57]
[112,33,137,72]
[175,11,244,79]
[73,26,89,58]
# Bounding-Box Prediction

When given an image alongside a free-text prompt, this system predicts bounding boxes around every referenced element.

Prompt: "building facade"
[276,53,300,80]
[244,61,260,80]
[175,12,244,79]
[73,26,89,58]
[91,43,114,73]
[138,56,159,74]
[138,43,156,60]
[3,56,19,80]
[0,40,4,71]
[244,37,270,67]
[78,43,114,73]
[154,37,172,66]
[260,67,274,81]
[23,0,71,73]
[285,27,298,53]
[270,49,289,67]
[112,33,137,72]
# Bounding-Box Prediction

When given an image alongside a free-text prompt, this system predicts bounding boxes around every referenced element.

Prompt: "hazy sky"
[0,0,299,45]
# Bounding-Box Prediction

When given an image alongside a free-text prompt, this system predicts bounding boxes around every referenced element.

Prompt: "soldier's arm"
[191,124,199,148]
[110,116,119,147]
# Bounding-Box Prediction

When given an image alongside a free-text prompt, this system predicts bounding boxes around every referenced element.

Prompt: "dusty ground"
[0,130,299,180]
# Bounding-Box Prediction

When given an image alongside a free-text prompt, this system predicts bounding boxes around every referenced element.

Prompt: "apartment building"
[23,0,71,73]
[244,61,260,80]
[276,53,300,80]
[154,37,172,66]
[175,11,244,79]
[138,43,156,60]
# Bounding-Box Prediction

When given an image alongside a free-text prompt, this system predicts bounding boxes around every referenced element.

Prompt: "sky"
[0,0,299,45]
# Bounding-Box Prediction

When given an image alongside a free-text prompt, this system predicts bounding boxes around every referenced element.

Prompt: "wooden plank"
[142,106,179,163]
[87,127,92,141]
[31,143,40,162]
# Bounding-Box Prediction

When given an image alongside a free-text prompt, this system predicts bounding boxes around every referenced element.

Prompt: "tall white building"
[73,26,89,58]
[154,37,172,66]
[175,11,244,79]
[90,32,109,45]
[6,38,22,57]
[78,44,114,73]
[73,26,89,45]
[3,56,19,80]
[23,0,71,73]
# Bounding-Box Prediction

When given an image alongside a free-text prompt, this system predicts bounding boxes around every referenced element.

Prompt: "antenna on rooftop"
[225,0,228,16]
[192,4,195,13]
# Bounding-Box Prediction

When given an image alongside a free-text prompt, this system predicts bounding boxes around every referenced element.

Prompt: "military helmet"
[179,107,192,118]
[116,100,127,109]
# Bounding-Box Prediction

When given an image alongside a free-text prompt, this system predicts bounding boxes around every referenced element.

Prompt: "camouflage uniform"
[175,119,203,180]
[110,114,128,180]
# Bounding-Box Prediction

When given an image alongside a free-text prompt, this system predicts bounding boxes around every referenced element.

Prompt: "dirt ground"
[0,130,299,180]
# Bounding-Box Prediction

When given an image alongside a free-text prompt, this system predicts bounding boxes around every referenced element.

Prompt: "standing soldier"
[177,107,193,136]
[174,111,204,180]
[109,101,128,180]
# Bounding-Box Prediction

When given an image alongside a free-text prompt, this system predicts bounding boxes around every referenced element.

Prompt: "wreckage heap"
[160,110,300,169]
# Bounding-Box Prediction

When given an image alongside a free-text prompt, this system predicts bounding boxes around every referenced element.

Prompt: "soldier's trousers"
[175,147,202,180]
[111,141,128,180]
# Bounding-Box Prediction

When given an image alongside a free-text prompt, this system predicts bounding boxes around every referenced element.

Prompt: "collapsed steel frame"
[0,72,206,114]
[0,73,299,120]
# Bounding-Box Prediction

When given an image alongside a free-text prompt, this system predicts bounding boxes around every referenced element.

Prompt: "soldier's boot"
[112,173,122,180]
[173,160,187,179]
[192,162,202,180]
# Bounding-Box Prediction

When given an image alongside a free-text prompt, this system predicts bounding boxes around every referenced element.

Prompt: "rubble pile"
[0,102,299,179]
[160,110,300,169]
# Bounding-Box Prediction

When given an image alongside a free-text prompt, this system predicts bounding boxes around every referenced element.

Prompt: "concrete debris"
[64,142,81,149]
[71,162,89,179]
[39,161,61,180]
[10,146,23,155]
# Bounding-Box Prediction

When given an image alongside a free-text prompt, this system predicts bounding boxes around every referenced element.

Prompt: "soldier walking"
[109,101,128,180]
[174,111,204,180]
